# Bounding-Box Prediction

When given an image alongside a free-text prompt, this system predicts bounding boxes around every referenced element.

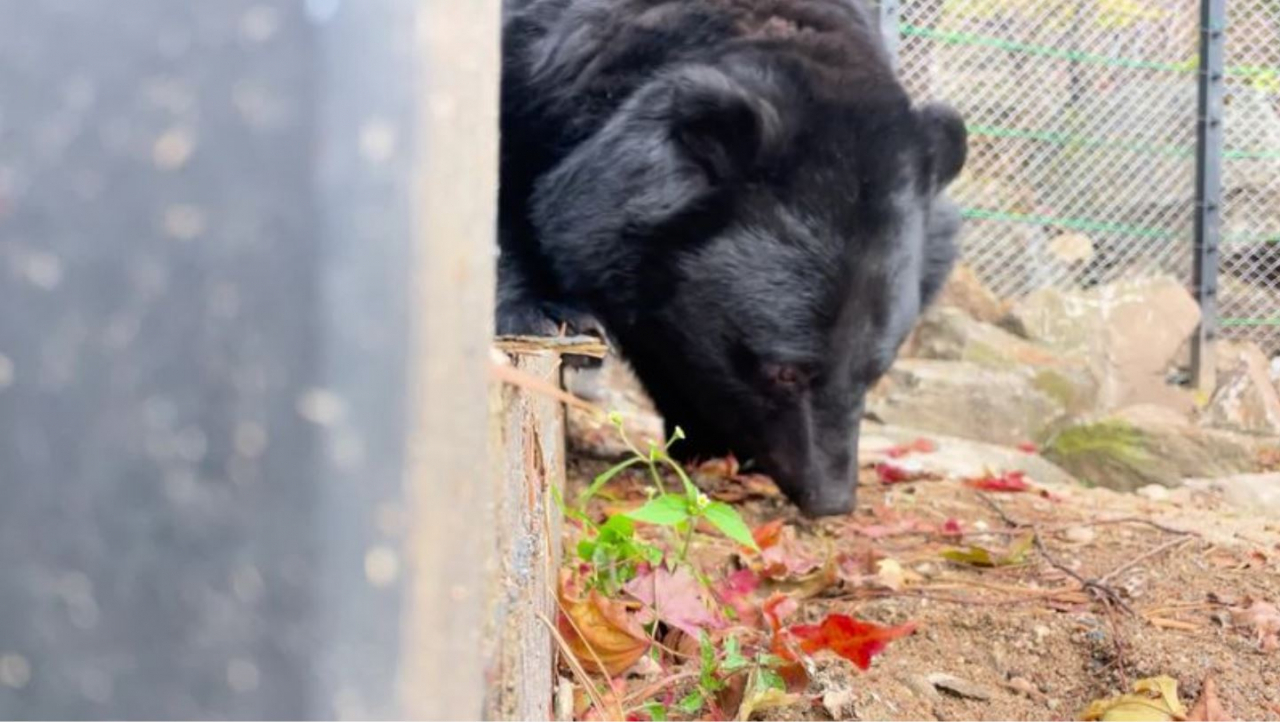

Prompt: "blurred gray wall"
[0,1,499,718]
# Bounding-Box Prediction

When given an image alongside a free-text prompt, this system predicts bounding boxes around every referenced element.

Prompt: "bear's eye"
[764,363,805,391]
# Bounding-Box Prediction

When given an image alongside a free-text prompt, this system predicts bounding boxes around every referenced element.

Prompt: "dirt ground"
[560,437,1280,721]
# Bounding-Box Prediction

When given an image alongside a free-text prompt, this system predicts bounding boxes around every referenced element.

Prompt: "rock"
[1007,276,1201,414]
[1202,341,1280,436]
[906,307,1099,413]
[1047,233,1097,265]
[1062,526,1097,544]
[1136,484,1171,502]
[1042,405,1259,492]
[934,263,1008,324]
[861,424,1081,488]
[927,673,994,701]
[868,359,1067,447]
[564,356,663,458]
[904,675,944,704]
[1184,473,1280,519]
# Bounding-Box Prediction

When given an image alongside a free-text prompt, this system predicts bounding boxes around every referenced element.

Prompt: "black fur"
[499,0,968,516]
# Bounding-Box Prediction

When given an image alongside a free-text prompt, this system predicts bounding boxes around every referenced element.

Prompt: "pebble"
[904,675,943,704]
[1063,526,1097,544]
[1137,484,1171,502]
[927,673,994,701]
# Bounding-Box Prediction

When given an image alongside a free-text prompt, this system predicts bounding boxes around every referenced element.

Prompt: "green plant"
[673,634,788,717]
[578,413,758,564]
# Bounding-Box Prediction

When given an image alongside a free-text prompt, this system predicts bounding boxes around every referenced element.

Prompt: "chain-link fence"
[1219,0,1280,349]
[887,0,1280,351]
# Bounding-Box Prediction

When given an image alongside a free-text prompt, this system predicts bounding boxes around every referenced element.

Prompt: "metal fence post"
[1192,0,1226,391]
[876,0,902,72]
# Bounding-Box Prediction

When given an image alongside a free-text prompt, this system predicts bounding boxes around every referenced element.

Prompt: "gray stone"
[906,307,1099,413]
[1007,276,1201,414]
[861,424,1080,488]
[868,359,1067,447]
[932,263,1008,325]
[1202,341,1280,436]
[1184,473,1280,520]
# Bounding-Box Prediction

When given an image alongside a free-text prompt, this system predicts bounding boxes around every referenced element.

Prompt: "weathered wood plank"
[486,350,568,721]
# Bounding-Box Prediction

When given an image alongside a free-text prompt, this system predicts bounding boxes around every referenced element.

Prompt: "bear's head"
[531,59,967,516]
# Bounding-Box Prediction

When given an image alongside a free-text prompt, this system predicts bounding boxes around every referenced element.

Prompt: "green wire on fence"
[900,23,1188,72]
[960,207,1178,239]
[900,23,1280,84]
[959,207,1279,246]
[1221,317,1280,327]
[966,123,1280,161]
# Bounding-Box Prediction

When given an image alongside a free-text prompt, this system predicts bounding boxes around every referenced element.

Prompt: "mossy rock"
[1042,412,1259,492]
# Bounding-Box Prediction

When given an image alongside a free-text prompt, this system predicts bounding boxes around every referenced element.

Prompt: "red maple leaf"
[751,519,786,551]
[1017,442,1040,454]
[964,470,1031,493]
[886,437,938,459]
[762,593,798,633]
[876,462,915,484]
[781,614,917,670]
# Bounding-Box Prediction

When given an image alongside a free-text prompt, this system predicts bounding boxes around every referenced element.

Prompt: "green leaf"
[598,514,635,541]
[941,545,997,566]
[578,457,644,504]
[703,502,759,550]
[757,667,787,693]
[677,691,705,715]
[577,539,596,561]
[722,635,749,673]
[1005,532,1036,565]
[644,702,668,721]
[626,494,691,526]
[698,632,722,690]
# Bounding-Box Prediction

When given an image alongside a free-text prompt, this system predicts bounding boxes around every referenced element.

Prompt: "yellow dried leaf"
[875,559,906,591]
[558,571,650,676]
[1186,676,1230,721]
[1079,676,1187,721]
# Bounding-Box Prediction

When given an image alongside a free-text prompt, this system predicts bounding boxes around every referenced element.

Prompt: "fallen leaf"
[1186,676,1230,721]
[886,437,938,458]
[752,519,786,551]
[876,461,938,485]
[754,525,836,598]
[695,454,740,479]
[1018,442,1040,454]
[736,684,801,721]
[782,614,917,670]
[559,572,651,676]
[624,565,724,637]
[942,532,1034,568]
[762,593,798,632]
[964,469,1032,493]
[713,569,761,627]
[940,518,964,538]
[1230,598,1280,652]
[1079,676,1186,721]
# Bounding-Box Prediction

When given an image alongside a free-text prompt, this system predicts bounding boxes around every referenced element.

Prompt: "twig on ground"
[1098,536,1197,585]
[537,610,619,718]
[976,494,1137,616]
[623,670,701,706]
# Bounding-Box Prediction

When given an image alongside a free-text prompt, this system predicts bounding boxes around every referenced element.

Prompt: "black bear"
[499,0,967,516]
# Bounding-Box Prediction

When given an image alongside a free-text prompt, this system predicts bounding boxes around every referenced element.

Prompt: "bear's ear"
[918,102,967,188]
[666,67,783,185]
